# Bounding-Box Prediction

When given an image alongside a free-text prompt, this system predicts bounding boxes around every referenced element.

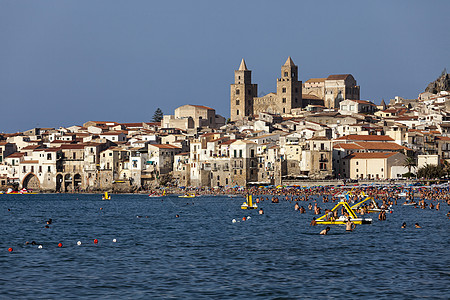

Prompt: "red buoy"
[94,239,98,244]
[58,243,62,247]
[8,247,13,252]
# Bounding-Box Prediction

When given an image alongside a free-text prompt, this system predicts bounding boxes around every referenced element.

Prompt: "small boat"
[316,200,372,225]
[178,193,196,198]
[241,195,258,210]
[102,192,111,200]
[402,201,417,206]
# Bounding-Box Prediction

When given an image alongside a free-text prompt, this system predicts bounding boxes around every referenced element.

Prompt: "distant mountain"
[425,69,450,94]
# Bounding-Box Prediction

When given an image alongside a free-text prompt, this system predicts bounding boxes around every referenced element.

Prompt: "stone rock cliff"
[425,69,450,94]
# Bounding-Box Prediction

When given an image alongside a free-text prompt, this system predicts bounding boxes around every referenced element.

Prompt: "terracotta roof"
[220,139,237,145]
[344,152,399,159]
[100,131,127,135]
[327,74,351,80]
[120,123,143,128]
[148,144,181,149]
[190,105,214,110]
[6,153,24,158]
[305,78,326,83]
[436,136,450,141]
[59,144,86,150]
[335,135,394,142]
[309,136,330,140]
[21,145,42,150]
[21,160,39,164]
[355,142,410,151]
[334,143,364,150]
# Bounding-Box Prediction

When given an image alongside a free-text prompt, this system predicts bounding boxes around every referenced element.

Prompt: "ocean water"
[0,194,449,299]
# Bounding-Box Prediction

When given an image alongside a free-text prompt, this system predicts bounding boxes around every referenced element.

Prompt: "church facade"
[231,57,360,121]
[230,57,303,122]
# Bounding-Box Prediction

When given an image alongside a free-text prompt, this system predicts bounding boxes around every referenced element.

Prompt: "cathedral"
[230,57,360,121]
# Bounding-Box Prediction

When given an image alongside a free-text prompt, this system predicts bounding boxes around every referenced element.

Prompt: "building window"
[248,89,251,95]
[356,169,359,172]
[239,150,242,158]
[284,72,288,77]
[236,100,240,105]
[237,110,239,116]
[282,98,286,103]
[283,108,285,113]
[295,88,298,93]
[240,170,242,175]
[282,88,286,93]
[356,161,359,165]
[236,89,240,95]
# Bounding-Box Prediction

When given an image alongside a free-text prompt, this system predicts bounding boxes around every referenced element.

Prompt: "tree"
[416,164,444,179]
[152,108,163,123]
[403,156,416,174]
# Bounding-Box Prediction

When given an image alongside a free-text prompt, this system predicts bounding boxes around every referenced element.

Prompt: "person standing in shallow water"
[346,219,356,232]
[320,227,330,235]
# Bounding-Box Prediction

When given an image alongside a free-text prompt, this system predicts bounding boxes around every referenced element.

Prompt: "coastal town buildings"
[0,64,449,192]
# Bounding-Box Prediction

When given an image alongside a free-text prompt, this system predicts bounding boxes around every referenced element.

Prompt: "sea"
[0,194,449,299]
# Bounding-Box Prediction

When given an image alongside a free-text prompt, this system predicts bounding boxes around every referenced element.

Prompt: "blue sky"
[1,0,449,132]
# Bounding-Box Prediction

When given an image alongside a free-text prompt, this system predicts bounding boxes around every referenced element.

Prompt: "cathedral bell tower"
[230,59,258,122]
[276,57,302,114]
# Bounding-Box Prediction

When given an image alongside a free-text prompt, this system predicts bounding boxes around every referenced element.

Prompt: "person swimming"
[415,223,421,228]
[258,208,264,215]
[320,227,330,235]
[310,217,317,226]
[401,222,406,228]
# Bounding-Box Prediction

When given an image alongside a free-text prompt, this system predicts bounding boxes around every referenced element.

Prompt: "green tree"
[403,156,416,174]
[416,164,444,179]
[152,108,163,123]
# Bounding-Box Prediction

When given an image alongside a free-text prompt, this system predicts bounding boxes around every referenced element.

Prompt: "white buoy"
[38,245,43,249]
[112,239,117,243]
[247,216,251,220]
[77,241,82,246]
[232,219,237,223]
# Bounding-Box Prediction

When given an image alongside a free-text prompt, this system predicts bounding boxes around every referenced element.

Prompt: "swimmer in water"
[310,217,317,226]
[175,214,179,218]
[259,208,264,215]
[346,219,356,232]
[415,223,421,228]
[320,227,330,235]
[401,222,406,228]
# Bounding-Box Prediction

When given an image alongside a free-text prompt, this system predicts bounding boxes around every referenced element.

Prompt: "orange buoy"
[242,217,246,221]
[58,243,62,247]
[8,247,13,252]
[94,239,98,244]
